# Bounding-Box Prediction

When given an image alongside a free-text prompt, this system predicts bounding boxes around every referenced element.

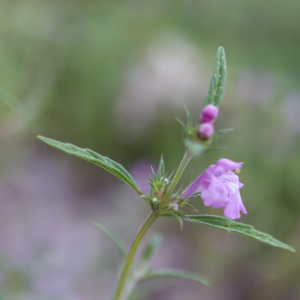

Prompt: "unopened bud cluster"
[143,173,170,211]
[150,176,168,200]
[145,173,185,214]
[198,104,218,140]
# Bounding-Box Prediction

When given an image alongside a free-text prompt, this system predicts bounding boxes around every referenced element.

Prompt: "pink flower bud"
[200,104,219,123]
[198,123,214,139]
[172,203,179,211]
[161,177,169,184]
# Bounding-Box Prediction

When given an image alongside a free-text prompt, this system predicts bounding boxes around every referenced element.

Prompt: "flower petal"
[217,171,240,185]
[182,166,214,199]
[183,158,246,221]
[223,191,247,220]
[214,159,243,173]
[201,174,229,208]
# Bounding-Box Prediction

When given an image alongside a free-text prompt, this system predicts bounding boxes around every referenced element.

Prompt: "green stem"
[112,211,158,300]
[161,151,192,206]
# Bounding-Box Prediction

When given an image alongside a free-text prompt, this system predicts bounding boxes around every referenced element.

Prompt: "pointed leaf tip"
[141,269,210,286]
[185,108,193,129]
[37,136,143,195]
[93,221,128,258]
[185,215,295,252]
[162,212,183,230]
[158,156,165,178]
[140,234,163,264]
[217,46,225,54]
[204,47,227,107]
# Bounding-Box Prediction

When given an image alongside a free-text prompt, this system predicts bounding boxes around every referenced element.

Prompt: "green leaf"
[183,203,198,212]
[140,195,156,211]
[185,215,295,252]
[141,269,210,286]
[162,212,183,230]
[176,118,187,136]
[158,156,165,178]
[151,166,158,182]
[207,128,234,145]
[140,194,153,203]
[184,107,195,139]
[140,234,163,265]
[204,46,227,107]
[185,107,193,128]
[93,221,128,258]
[37,136,143,195]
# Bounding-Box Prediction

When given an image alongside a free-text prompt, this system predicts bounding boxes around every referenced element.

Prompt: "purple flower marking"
[182,158,247,220]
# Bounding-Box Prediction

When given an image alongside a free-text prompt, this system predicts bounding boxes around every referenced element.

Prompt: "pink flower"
[172,203,179,211]
[200,104,219,123]
[198,123,215,139]
[182,159,247,220]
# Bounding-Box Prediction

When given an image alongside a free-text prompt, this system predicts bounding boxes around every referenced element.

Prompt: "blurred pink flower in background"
[0,153,113,299]
[284,93,300,134]
[130,158,158,195]
[114,32,208,136]
[237,68,275,106]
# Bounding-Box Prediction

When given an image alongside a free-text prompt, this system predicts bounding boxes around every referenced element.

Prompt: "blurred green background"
[0,0,299,299]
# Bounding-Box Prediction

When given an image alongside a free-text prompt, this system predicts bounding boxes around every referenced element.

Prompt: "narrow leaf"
[158,156,165,178]
[207,128,234,145]
[183,203,199,212]
[151,166,158,181]
[185,215,295,252]
[162,212,183,230]
[204,46,227,107]
[185,107,193,128]
[141,269,210,286]
[183,192,201,202]
[37,136,143,195]
[93,221,128,257]
[140,234,163,264]
[176,118,187,136]
[140,195,156,210]
[140,195,153,203]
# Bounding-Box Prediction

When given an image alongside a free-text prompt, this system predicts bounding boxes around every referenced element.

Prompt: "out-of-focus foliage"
[0,0,299,299]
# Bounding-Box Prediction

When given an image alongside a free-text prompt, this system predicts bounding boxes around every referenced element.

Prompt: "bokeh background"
[0,0,300,299]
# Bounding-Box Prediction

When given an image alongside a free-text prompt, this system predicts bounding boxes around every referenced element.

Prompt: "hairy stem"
[161,152,192,206]
[112,211,158,300]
